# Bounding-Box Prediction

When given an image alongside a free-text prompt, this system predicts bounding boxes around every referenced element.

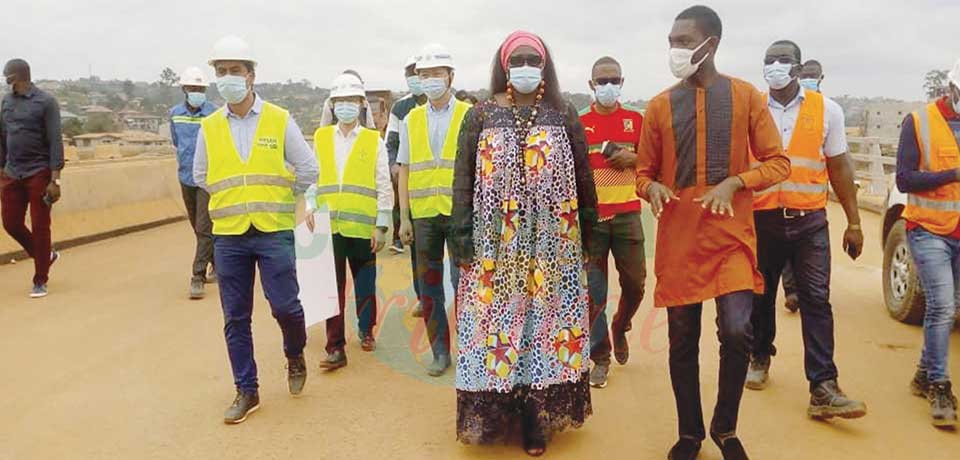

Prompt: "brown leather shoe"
[361,334,376,352]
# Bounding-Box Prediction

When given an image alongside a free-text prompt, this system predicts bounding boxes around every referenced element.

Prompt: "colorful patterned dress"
[450,100,598,444]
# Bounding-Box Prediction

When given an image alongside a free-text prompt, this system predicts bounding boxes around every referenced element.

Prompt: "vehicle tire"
[882,220,925,325]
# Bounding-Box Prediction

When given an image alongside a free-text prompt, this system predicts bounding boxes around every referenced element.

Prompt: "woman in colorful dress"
[450,31,598,457]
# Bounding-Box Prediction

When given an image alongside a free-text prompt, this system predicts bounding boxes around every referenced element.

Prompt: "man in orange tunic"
[634,6,790,460]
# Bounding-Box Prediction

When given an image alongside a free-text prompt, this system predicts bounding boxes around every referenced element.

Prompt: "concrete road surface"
[0,203,956,459]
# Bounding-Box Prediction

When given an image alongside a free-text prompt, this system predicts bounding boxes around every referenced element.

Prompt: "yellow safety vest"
[902,102,960,235]
[202,102,296,235]
[406,100,471,219]
[313,125,381,239]
[753,91,829,211]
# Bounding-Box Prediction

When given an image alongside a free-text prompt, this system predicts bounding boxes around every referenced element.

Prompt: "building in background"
[862,101,925,140]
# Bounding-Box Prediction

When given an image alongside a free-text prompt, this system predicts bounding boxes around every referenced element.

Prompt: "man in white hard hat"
[193,35,319,425]
[895,58,960,428]
[386,54,427,314]
[397,43,472,376]
[304,73,393,371]
[169,66,218,299]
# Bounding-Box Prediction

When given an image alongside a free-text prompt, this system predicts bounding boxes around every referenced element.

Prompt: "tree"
[62,118,84,137]
[122,79,136,99]
[159,67,179,87]
[84,116,117,133]
[924,69,949,100]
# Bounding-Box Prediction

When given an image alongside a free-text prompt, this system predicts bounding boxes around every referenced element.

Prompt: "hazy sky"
[2,0,957,101]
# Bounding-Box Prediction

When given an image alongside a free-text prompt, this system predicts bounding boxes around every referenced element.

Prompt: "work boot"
[710,432,750,460]
[411,302,424,318]
[744,355,770,391]
[426,354,451,377]
[190,277,205,300]
[287,355,307,395]
[808,379,867,420]
[223,390,260,424]
[784,294,800,313]
[928,381,958,428]
[319,350,347,371]
[667,438,701,460]
[360,333,376,352]
[613,328,630,365]
[910,369,930,398]
[590,362,609,389]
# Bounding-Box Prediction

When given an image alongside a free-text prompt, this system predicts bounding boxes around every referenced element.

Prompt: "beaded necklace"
[506,81,545,146]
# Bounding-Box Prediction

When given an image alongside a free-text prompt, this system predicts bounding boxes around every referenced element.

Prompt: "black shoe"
[320,350,347,371]
[523,434,547,457]
[287,355,306,395]
[223,390,260,424]
[190,277,205,299]
[590,362,609,389]
[784,294,800,313]
[710,432,749,460]
[928,381,958,428]
[613,328,630,365]
[426,354,451,377]
[667,438,701,460]
[360,333,376,352]
[808,379,867,420]
[911,369,930,398]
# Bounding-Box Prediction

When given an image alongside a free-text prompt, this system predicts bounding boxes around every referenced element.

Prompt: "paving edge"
[0,216,186,266]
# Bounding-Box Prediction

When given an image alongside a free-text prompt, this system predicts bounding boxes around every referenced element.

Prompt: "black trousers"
[326,234,378,354]
[180,184,213,279]
[668,290,753,441]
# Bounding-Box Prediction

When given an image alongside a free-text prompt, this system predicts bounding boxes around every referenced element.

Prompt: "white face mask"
[763,62,796,90]
[669,38,712,80]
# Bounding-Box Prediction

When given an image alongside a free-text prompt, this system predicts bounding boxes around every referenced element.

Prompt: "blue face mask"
[509,65,543,95]
[421,77,448,101]
[407,75,424,96]
[334,101,360,124]
[186,92,207,108]
[799,78,820,92]
[763,62,795,90]
[217,75,249,104]
[595,83,621,107]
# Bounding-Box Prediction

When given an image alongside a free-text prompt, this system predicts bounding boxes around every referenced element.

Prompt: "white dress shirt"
[767,87,848,158]
[304,122,394,231]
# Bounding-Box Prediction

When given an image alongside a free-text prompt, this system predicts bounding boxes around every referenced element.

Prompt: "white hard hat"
[416,44,455,71]
[949,58,960,88]
[178,66,209,87]
[329,73,365,99]
[208,35,256,67]
[405,55,420,68]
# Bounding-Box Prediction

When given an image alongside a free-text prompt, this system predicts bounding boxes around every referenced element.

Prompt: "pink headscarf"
[499,31,547,70]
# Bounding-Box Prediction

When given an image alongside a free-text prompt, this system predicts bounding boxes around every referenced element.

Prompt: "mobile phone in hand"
[601,141,619,158]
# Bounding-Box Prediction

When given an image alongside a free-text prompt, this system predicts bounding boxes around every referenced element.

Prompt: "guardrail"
[848,136,898,197]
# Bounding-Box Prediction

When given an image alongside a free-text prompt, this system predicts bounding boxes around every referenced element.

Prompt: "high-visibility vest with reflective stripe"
[406,100,471,219]
[753,91,828,211]
[902,102,960,235]
[202,102,296,235]
[313,126,380,238]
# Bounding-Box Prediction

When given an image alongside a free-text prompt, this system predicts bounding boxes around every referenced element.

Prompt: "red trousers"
[1,169,53,285]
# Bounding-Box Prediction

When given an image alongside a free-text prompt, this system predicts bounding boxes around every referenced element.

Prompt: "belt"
[779,208,823,219]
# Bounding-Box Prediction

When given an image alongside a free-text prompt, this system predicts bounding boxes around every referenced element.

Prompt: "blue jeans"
[413,215,460,358]
[751,209,838,387]
[907,227,960,383]
[214,229,307,393]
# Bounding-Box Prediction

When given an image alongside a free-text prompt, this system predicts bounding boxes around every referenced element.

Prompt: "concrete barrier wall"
[0,157,186,257]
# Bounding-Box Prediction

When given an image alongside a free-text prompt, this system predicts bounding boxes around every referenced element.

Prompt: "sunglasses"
[764,56,798,66]
[508,54,544,68]
[594,77,623,86]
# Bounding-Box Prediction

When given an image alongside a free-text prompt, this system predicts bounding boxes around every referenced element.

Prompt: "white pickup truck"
[881,184,960,324]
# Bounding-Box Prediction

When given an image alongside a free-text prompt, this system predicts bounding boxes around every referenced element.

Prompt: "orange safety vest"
[753,90,828,211]
[902,103,960,235]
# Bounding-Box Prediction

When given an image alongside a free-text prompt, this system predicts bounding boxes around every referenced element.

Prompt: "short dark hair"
[3,59,31,81]
[803,59,822,70]
[676,5,722,39]
[770,40,802,63]
[592,56,622,75]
